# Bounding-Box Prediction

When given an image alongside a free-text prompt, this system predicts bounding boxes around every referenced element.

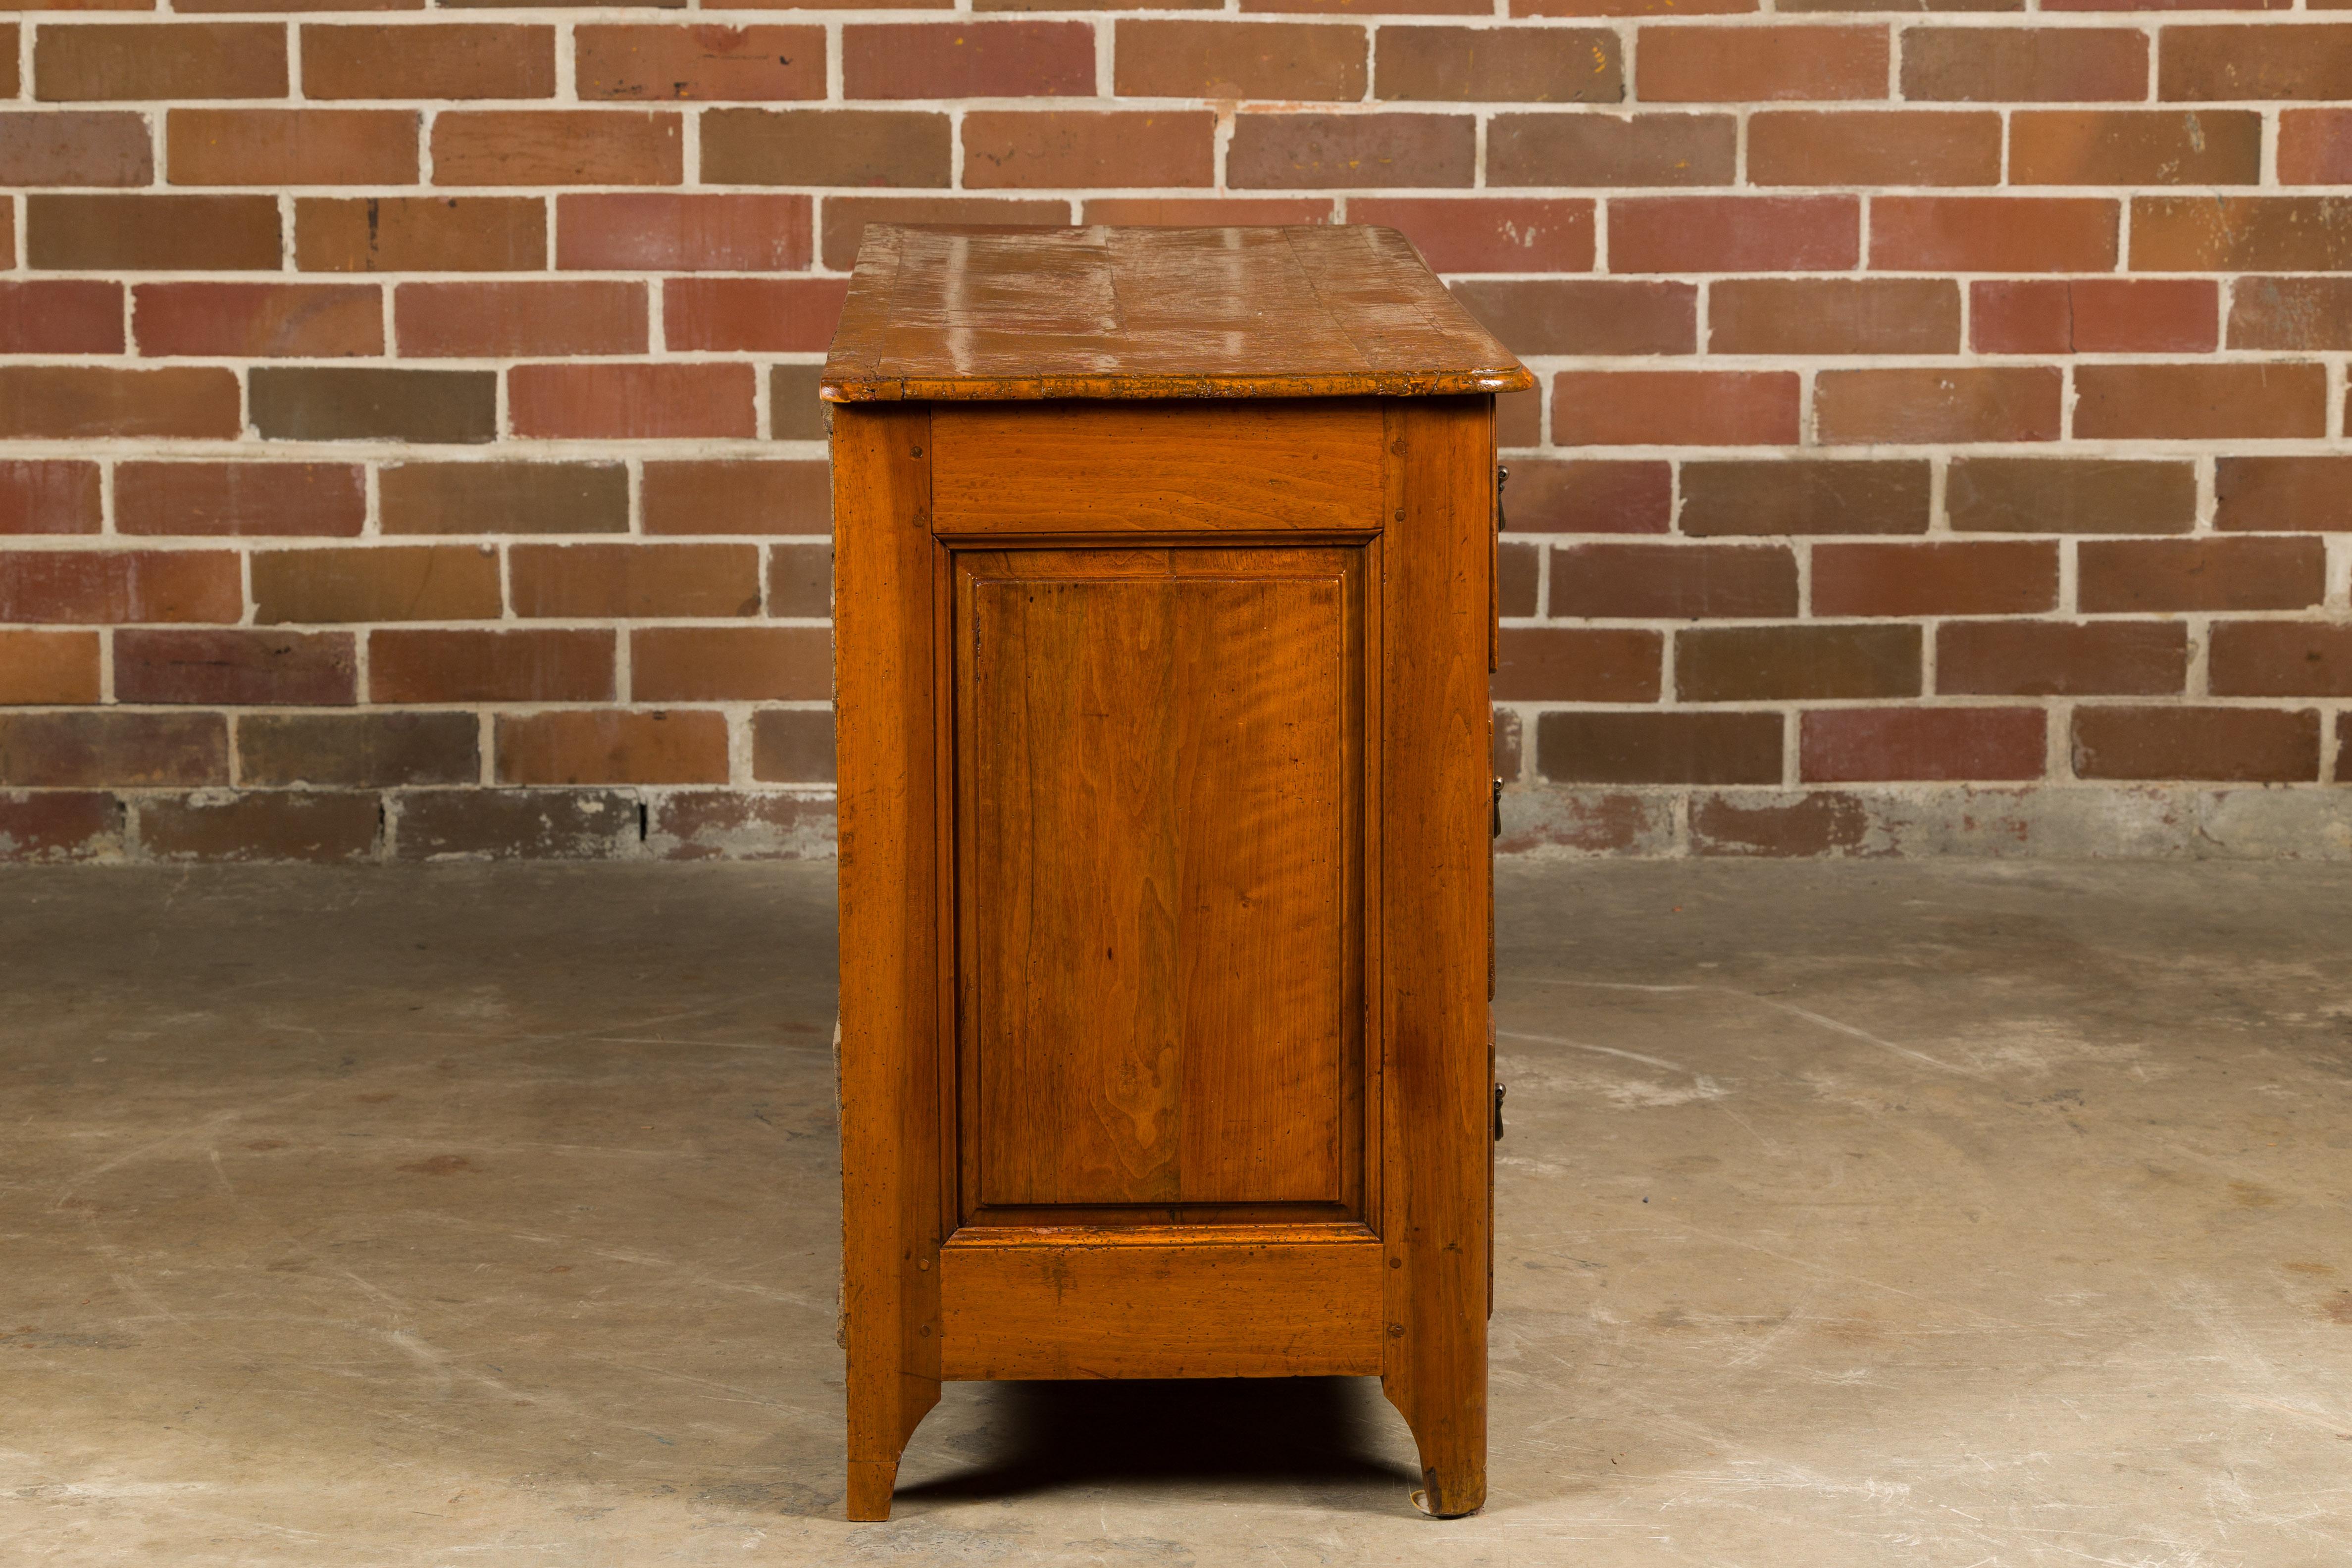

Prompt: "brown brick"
[651,790,832,860]
[0,630,101,705]
[305,23,554,99]
[1938,621,2186,697]
[395,280,646,357]
[703,108,948,188]
[1497,540,1539,615]
[1446,280,1691,355]
[296,197,546,273]
[380,462,629,536]
[0,368,241,440]
[432,111,680,186]
[2131,197,2352,272]
[0,792,119,865]
[250,368,498,445]
[2010,109,2261,185]
[508,363,756,441]
[2211,622,2352,698]
[1495,385,1541,447]
[0,462,101,536]
[115,628,356,706]
[664,277,846,352]
[964,110,1215,189]
[241,712,480,788]
[1375,25,1620,101]
[1903,28,2147,101]
[985,0,1211,10]
[770,365,827,440]
[1083,197,1334,225]
[844,21,1094,97]
[0,28,14,95]
[2279,108,2352,184]
[1801,707,2044,782]
[0,110,153,186]
[2215,456,2352,532]
[1493,627,1660,702]
[497,710,728,786]
[1487,112,1736,186]
[0,280,123,354]
[2074,363,2327,441]
[167,109,416,185]
[1610,196,1858,273]
[368,628,615,704]
[511,543,761,619]
[2159,25,2352,101]
[0,550,240,624]
[2079,537,2324,613]
[2072,706,2318,784]
[1688,792,1871,860]
[1812,541,2057,616]
[133,282,384,358]
[1637,26,1889,101]
[1249,0,1489,12]
[557,193,809,272]
[1536,710,1782,786]
[752,709,834,784]
[632,626,831,701]
[1747,110,2001,186]
[138,793,381,864]
[393,789,639,863]
[1972,279,2217,354]
[116,462,367,539]
[1871,197,2116,272]
[1505,460,1670,533]
[0,204,16,270]
[644,460,830,536]
[1946,458,2197,535]
[820,197,1066,269]
[0,712,226,789]
[178,0,425,13]
[1680,623,1918,702]
[36,23,285,100]
[1816,367,2063,445]
[766,543,830,616]
[1553,372,1799,447]
[1117,20,1368,100]
[1680,461,1930,537]
[29,194,278,270]
[1550,543,1797,617]
[1710,279,1959,355]
[252,546,503,625]
[577,25,825,101]
[2231,278,2352,352]
[1351,198,1591,272]
[1228,112,1476,187]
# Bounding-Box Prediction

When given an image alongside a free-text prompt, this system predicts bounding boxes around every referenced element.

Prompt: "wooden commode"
[824,224,1532,1522]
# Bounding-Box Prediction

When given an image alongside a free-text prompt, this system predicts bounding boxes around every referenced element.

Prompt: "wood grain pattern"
[822,226,1534,404]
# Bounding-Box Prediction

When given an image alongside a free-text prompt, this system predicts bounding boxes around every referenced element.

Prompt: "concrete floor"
[1,862,2348,1567]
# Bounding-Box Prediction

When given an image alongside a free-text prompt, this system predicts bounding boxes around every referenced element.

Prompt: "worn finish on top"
[820,225,1534,404]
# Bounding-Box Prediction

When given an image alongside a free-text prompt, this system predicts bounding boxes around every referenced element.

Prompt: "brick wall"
[1,8,2350,863]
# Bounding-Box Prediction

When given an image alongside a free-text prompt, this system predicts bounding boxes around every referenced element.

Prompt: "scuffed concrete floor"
[2,861,2349,1567]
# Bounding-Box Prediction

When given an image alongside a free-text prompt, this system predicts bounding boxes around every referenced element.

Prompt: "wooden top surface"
[821,225,1534,404]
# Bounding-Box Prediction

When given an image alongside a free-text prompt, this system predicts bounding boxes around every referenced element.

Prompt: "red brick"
[508,363,755,441]
[1487,112,1737,186]
[771,360,824,440]
[1636,26,1889,102]
[1903,28,2147,100]
[631,626,831,701]
[820,197,1066,269]
[1503,460,1670,534]
[178,0,423,13]
[115,629,356,706]
[2279,109,2352,184]
[1375,25,1621,101]
[0,203,12,269]
[251,547,503,625]
[1680,460,1930,536]
[394,790,639,863]
[296,197,546,273]
[1248,0,1490,12]
[1497,540,1539,615]
[1937,621,2186,696]
[1493,627,1660,702]
[133,282,384,357]
[35,23,284,99]
[1811,541,2058,616]
[2131,197,2352,272]
[766,543,830,616]
[166,109,418,186]
[0,462,100,536]
[369,628,615,704]
[240,713,477,789]
[2210,622,2352,698]
[510,543,762,619]
[0,368,240,440]
[1513,0,1750,13]
[1747,110,2001,186]
[249,367,497,445]
[1496,385,1542,447]
[0,630,101,705]
[643,460,831,536]
[2230,278,2352,352]
[1946,458,2197,535]
[1116,20,1369,100]
[2010,110,2262,185]
[138,793,381,864]
[29,194,278,270]
[1549,543,1797,617]
[1689,793,1872,861]
[1679,624,1920,702]
[0,280,122,354]
[651,791,833,860]
[2074,363,2328,441]
[1536,710,1783,786]
[576,25,825,101]
[2215,456,2352,532]
[2072,707,2318,784]
[380,462,628,536]
[1971,279,2217,354]
[432,111,681,186]
[0,791,118,865]
[963,110,1216,189]
[663,278,846,353]
[751,709,834,784]
[1552,372,1799,447]
[1710,279,1959,355]
[1871,197,2117,272]
[702,108,949,187]
[556,193,811,272]
[497,710,729,786]
[1083,198,1334,225]
[395,281,648,357]
[1447,280,1692,355]
[0,713,226,789]
[0,110,153,186]
[1609,196,1858,273]
[305,23,554,99]
[844,21,1094,97]
[1228,112,1476,187]
[2078,537,2324,613]
[1800,707,2045,782]
[1816,367,2063,445]
[116,463,366,539]
[1351,198,1591,273]
[2158,25,2352,101]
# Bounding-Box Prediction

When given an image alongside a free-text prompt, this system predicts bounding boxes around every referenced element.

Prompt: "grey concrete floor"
[1,861,2348,1567]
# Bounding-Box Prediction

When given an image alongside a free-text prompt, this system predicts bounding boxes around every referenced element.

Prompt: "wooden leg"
[1383,1362,1486,1518]
[845,1458,902,1523]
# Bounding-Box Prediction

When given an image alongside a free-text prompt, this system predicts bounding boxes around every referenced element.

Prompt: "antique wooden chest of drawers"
[824,224,1531,1522]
